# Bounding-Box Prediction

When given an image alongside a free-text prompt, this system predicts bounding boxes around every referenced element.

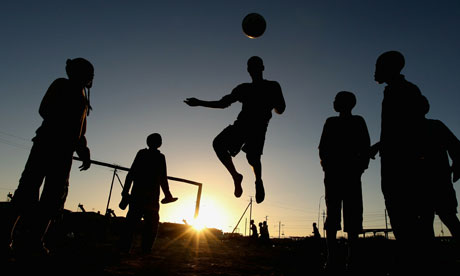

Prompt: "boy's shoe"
[233,173,243,198]
[255,180,265,203]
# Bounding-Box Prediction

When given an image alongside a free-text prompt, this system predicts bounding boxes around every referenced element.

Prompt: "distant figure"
[419,96,460,239]
[250,219,258,239]
[119,133,178,255]
[312,222,321,239]
[1,58,94,257]
[260,221,270,242]
[258,222,264,238]
[374,50,432,272]
[184,56,286,203]
[318,91,370,270]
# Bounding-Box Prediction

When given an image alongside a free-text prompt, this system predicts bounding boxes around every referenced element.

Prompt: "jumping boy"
[184,56,285,203]
[319,91,370,270]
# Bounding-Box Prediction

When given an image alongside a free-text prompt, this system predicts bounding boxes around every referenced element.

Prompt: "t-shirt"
[34,78,89,149]
[380,74,425,158]
[319,115,370,172]
[219,80,285,126]
[128,149,168,203]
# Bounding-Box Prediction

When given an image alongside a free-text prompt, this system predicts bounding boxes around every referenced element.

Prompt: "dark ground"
[2,211,460,276]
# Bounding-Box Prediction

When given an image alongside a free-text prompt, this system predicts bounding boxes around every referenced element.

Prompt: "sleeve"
[358,116,371,171]
[318,118,331,170]
[39,79,65,120]
[219,85,243,108]
[75,118,90,161]
[442,121,460,162]
[159,154,172,197]
[122,151,142,196]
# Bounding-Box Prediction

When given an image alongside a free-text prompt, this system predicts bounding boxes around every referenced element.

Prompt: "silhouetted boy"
[260,221,270,243]
[119,133,177,254]
[419,96,460,239]
[312,222,321,239]
[319,91,370,270]
[184,56,286,203]
[2,58,94,257]
[250,219,258,240]
[374,50,431,273]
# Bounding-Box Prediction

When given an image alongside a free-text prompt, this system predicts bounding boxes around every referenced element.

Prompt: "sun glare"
[163,194,231,231]
[191,218,206,231]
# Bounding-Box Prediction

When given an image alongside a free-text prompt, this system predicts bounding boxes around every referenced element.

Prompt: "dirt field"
[3,212,460,275]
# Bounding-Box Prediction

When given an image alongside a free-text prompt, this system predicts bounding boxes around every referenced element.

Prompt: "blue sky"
[0,0,459,237]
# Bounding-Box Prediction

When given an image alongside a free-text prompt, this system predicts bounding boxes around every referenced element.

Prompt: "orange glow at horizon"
[161,193,233,231]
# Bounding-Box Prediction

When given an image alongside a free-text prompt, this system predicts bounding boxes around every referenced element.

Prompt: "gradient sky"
[1,0,459,237]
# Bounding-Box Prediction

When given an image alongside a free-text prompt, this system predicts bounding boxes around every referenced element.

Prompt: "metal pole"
[318,195,324,226]
[249,197,253,236]
[232,201,252,233]
[73,156,203,218]
[194,183,202,219]
[73,156,202,185]
[279,221,281,239]
[384,209,389,239]
[322,210,326,237]
[245,218,247,236]
[105,169,117,216]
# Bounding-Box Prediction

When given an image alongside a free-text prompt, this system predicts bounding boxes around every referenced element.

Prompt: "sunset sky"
[1,1,459,238]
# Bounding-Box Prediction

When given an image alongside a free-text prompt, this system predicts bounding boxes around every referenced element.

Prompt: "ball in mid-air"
[242,13,266,39]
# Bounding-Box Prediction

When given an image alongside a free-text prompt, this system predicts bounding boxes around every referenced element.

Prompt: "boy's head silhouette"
[247,56,264,80]
[333,91,356,113]
[374,51,405,84]
[66,58,94,88]
[147,133,162,149]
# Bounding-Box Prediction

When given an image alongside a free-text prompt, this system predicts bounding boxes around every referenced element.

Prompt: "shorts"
[214,121,268,157]
[324,170,363,233]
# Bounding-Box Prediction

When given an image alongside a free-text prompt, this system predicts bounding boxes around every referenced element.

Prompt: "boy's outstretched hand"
[184,98,200,106]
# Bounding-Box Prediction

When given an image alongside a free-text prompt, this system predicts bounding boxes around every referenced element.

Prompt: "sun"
[191,217,206,231]
[162,194,231,231]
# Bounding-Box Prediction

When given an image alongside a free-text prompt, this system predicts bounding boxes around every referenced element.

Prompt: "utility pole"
[384,209,389,239]
[322,210,326,237]
[249,197,253,236]
[279,221,281,239]
[245,218,247,236]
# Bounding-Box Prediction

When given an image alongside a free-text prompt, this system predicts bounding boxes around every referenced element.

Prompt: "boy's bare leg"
[247,154,264,203]
[214,144,243,198]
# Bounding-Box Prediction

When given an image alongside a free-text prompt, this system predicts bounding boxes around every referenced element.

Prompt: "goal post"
[72,156,203,218]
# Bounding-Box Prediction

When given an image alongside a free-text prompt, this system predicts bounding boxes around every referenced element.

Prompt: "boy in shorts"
[319,91,370,270]
[184,56,285,203]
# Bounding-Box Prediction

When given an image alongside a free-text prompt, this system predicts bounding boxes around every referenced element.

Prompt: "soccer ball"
[242,13,266,39]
